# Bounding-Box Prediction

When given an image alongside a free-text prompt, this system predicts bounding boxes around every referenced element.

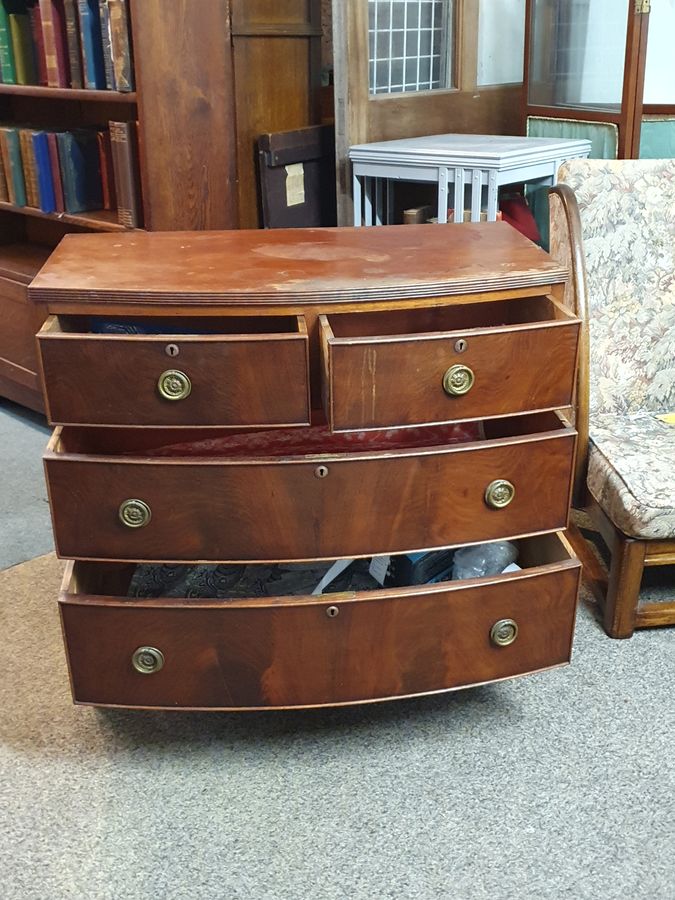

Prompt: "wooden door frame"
[522,0,650,158]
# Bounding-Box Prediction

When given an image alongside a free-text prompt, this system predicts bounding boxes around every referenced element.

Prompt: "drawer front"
[321,313,580,431]
[38,316,310,427]
[46,429,576,562]
[60,560,580,709]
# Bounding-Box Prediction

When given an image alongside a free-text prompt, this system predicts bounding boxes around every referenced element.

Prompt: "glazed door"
[523,0,650,158]
[333,0,527,223]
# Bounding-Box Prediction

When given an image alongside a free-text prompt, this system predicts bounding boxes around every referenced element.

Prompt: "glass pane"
[477,0,525,86]
[528,0,629,112]
[643,1,675,104]
[368,0,454,95]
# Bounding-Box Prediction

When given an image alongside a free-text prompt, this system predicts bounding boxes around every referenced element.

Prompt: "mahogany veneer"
[32,222,582,711]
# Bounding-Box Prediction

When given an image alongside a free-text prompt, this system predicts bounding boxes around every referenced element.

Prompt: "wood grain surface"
[59,536,580,709]
[29,223,568,306]
[38,315,311,427]
[45,414,576,562]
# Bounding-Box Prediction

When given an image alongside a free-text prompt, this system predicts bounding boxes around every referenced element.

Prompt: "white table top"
[349,133,592,169]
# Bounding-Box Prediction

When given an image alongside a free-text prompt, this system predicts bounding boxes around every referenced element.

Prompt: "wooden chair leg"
[604,534,646,639]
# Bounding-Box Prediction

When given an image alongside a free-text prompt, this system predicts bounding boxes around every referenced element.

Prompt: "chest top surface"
[29,222,567,308]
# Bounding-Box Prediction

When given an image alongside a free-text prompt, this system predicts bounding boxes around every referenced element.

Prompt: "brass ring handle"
[132,646,165,674]
[484,479,515,509]
[490,619,519,647]
[157,369,192,401]
[442,364,475,396]
[119,498,152,528]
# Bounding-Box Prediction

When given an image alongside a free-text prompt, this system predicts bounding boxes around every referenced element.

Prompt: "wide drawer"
[320,296,580,431]
[37,314,311,427]
[59,532,581,709]
[45,412,576,562]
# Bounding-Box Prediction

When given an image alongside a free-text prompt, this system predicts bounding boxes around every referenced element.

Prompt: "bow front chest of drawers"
[30,222,582,711]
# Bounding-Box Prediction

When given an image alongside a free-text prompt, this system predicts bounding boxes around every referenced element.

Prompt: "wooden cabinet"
[32,221,582,710]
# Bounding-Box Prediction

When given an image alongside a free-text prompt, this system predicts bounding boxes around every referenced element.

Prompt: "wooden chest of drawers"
[31,222,582,711]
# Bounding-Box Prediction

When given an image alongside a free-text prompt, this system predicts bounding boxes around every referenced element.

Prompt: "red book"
[97,129,116,210]
[39,0,70,88]
[29,5,48,86]
[46,131,65,213]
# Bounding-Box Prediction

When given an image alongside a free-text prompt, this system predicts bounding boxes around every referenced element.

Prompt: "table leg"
[364,177,374,227]
[353,173,362,227]
[375,179,383,225]
[487,170,499,221]
[470,169,482,222]
[437,167,449,223]
[454,167,465,223]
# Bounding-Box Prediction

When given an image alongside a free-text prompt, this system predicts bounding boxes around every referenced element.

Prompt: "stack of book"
[0,0,133,91]
[0,119,142,225]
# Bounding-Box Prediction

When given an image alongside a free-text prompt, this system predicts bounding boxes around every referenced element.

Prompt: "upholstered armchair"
[549,159,675,639]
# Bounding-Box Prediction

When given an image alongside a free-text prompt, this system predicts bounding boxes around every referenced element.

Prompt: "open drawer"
[44,411,577,563]
[59,532,581,709]
[319,295,580,431]
[37,314,310,428]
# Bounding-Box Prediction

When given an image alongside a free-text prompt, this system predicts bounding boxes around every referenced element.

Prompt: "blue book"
[32,131,56,214]
[56,129,102,213]
[77,0,105,89]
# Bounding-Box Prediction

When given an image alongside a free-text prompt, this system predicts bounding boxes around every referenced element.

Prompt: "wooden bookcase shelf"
[0,202,128,233]
[0,85,137,103]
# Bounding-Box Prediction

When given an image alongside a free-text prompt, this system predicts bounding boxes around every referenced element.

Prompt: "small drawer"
[37,314,310,427]
[59,532,581,709]
[320,296,580,431]
[44,411,576,562]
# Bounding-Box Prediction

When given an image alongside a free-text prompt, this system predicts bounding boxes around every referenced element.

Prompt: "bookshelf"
[0,0,239,412]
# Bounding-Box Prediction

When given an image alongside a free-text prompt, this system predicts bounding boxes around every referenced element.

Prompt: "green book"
[0,3,17,83]
[0,126,26,206]
[9,12,36,85]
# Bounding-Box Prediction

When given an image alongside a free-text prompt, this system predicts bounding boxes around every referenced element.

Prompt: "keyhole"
[326,606,339,618]
[315,465,329,478]
[454,339,467,353]
[165,344,180,357]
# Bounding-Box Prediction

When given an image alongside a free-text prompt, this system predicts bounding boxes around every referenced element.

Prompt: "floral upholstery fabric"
[588,413,675,540]
[552,160,675,538]
[556,159,675,417]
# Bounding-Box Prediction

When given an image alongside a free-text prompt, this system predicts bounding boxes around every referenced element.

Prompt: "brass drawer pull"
[442,363,474,396]
[490,619,519,647]
[119,498,152,528]
[132,646,165,674]
[158,369,192,401]
[484,479,515,509]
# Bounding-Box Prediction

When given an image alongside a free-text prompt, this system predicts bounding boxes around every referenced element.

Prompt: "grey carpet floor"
[0,399,53,569]
[1,553,674,900]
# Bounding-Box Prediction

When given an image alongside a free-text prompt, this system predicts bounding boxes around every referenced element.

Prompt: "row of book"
[0,0,133,91]
[0,119,142,226]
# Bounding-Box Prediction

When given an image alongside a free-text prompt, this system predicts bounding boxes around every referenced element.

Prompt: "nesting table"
[349,133,592,226]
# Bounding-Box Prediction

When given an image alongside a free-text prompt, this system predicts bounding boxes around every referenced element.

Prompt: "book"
[0,140,8,201]
[0,2,17,83]
[18,127,39,206]
[0,126,27,205]
[77,0,104,89]
[109,119,141,227]
[9,12,37,84]
[39,0,70,87]
[57,128,102,212]
[63,0,81,88]
[98,0,113,89]
[46,130,64,210]
[32,130,56,212]
[107,0,131,91]
[0,128,16,201]
[96,127,114,208]
[28,2,47,85]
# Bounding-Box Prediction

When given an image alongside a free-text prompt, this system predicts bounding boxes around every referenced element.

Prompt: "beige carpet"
[1,552,674,900]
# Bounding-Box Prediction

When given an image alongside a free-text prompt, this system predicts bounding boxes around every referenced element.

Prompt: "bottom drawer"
[59,532,581,710]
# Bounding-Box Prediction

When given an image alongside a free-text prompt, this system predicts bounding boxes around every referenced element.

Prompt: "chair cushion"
[588,413,675,540]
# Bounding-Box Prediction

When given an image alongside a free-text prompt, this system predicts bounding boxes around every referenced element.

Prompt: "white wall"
[477,0,526,85]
